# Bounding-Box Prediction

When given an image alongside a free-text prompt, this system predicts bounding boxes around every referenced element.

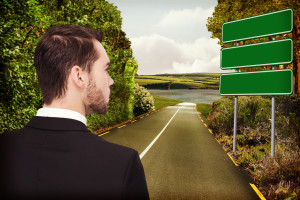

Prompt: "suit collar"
[25,116,90,132]
[36,107,87,126]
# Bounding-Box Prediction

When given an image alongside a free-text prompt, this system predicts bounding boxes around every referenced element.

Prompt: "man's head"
[34,25,114,115]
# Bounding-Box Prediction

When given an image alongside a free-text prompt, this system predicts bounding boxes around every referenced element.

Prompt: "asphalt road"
[101,103,260,200]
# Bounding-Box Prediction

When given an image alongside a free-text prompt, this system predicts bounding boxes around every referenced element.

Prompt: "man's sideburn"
[84,74,108,114]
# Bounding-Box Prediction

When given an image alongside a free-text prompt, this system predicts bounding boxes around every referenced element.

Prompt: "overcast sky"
[106,0,225,75]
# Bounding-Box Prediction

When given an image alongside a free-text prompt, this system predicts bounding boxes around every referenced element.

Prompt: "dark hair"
[34,25,103,105]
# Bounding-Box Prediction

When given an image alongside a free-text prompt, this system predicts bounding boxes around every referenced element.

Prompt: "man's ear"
[70,65,87,89]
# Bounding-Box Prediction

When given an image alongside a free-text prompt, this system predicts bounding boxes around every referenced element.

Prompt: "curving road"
[101,103,260,200]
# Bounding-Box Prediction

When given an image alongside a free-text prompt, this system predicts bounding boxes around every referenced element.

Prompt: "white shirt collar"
[36,107,87,126]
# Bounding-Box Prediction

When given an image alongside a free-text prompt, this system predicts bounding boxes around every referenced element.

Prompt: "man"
[0,25,149,199]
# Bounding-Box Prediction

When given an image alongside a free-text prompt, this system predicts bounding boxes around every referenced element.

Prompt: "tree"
[207,0,300,95]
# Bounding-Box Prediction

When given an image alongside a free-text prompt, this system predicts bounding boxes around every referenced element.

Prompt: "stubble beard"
[84,76,109,115]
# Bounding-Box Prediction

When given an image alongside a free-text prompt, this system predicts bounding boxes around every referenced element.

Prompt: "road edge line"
[195,104,265,198]
[227,153,239,166]
[95,104,170,136]
[250,183,266,200]
[98,131,110,137]
[139,106,183,159]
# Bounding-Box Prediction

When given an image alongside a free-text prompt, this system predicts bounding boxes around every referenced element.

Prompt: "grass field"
[135,73,220,90]
[153,95,212,119]
[152,95,183,110]
[196,104,212,119]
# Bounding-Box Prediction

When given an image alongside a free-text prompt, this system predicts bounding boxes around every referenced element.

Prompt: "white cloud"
[180,38,220,62]
[130,34,183,74]
[159,7,214,28]
[130,34,225,75]
[172,57,221,74]
[129,5,224,75]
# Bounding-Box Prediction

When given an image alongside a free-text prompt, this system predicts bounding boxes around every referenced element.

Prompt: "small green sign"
[222,9,293,43]
[220,69,293,96]
[221,39,293,70]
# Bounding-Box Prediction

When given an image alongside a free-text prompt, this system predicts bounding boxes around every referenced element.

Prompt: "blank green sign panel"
[220,69,293,96]
[222,9,293,43]
[221,39,293,69]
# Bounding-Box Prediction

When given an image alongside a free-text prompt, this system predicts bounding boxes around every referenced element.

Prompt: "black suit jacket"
[0,116,149,200]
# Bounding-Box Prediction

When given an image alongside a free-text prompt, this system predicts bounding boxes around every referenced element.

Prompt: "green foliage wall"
[0,0,138,133]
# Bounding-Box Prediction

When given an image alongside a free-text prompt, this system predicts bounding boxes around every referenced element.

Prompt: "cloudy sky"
[106,0,225,75]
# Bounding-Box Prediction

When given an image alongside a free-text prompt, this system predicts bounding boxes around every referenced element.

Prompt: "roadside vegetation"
[91,88,182,134]
[208,96,300,199]
[196,104,212,119]
[135,73,220,90]
[133,84,155,117]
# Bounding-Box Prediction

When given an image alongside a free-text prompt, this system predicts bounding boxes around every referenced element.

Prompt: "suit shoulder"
[98,136,137,154]
[84,133,138,158]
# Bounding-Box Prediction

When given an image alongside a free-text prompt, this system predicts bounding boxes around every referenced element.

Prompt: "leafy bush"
[209,96,272,139]
[208,96,235,134]
[238,97,271,130]
[133,83,155,116]
[275,95,300,148]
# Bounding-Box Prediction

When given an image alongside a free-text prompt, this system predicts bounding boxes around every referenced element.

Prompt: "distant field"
[135,73,220,90]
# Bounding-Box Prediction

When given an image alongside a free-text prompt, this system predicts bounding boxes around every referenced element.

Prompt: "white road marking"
[139,106,183,159]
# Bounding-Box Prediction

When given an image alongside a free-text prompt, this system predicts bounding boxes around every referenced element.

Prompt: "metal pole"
[271,36,276,157]
[233,94,238,151]
[233,41,240,152]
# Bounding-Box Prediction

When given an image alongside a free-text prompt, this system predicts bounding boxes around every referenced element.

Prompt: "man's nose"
[109,76,114,86]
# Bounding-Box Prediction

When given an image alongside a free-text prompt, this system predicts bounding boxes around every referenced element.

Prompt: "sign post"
[220,9,294,156]
[233,41,240,152]
[271,36,276,157]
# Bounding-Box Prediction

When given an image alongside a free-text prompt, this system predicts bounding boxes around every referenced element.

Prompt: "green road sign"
[222,9,293,43]
[220,69,294,96]
[221,39,293,70]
